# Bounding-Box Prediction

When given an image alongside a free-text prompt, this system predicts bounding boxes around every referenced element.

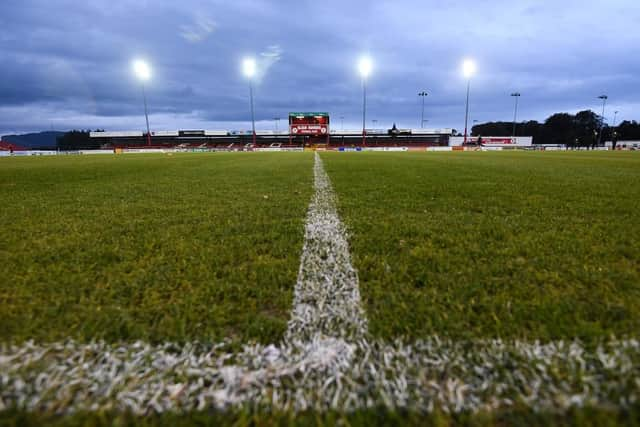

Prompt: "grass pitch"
[2,150,640,426]
[0,153,313,344]
[321,151,640,344]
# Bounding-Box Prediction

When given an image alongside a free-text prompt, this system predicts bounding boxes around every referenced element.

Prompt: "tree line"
[56,130,104,150]
[472,111,640,149]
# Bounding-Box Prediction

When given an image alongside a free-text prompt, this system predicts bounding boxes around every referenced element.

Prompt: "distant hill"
[1,131,66,149]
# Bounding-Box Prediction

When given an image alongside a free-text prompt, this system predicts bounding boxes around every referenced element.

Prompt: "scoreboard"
[289,112,330,136]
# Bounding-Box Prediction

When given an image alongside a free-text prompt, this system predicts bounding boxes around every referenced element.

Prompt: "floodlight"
[133,59,151,81]
[358,56,372,79]
[242,57,257,79]
[131,59,152,145]
[462,59,476,78]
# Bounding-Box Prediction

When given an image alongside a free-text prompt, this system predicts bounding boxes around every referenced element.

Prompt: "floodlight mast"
[358,57,372,146]
[612,110,619,146]
[462,59,476,145]
[133,59,152,146]
[418,91,428,128]
[597,95,608,147]
[511,92,521,137]
[243,58,257,145]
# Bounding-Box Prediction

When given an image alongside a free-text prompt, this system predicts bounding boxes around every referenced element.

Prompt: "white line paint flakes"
[1,153,639,415]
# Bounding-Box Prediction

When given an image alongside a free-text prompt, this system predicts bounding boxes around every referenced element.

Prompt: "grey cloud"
[179,15,217,43]
[1,0,639,136]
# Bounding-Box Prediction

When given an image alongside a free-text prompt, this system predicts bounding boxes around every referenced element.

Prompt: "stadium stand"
[0,140,26,151]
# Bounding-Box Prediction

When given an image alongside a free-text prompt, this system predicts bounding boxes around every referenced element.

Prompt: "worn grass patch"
[321,151,640,343]
[0,153,313,344]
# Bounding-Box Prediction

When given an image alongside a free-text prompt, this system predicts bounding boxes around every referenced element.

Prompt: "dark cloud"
[1,0,639,136]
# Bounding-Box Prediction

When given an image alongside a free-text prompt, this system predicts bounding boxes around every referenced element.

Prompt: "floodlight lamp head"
[133,59,151,81]
[242,57,257,79]
[358,56,372,79]
[462,59,476,79]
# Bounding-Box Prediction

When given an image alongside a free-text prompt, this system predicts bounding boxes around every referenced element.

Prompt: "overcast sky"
[1,0,639,136]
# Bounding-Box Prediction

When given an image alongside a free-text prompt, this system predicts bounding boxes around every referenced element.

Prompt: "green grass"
[2,151,640,425]
[0,153,313,344]
[321,151,640,343]
[2,406,640,427]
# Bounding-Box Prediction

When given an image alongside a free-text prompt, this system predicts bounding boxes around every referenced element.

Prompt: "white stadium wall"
[330,130,362,135]
[90,131,143,138]
[152,131,180,137]
[448,136,533,147]
[605,140,640,149]
[410,128,454,135]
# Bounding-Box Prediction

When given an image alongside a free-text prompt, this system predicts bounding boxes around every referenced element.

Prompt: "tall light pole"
[372,119,378,128]
[273,117,280,133]
[242,57,257,145]
[597,95,608,147]
[358,56,372,146]
[612,110,619,148]
[511,92,521,137]
[418,91,428,128]
[340,116,345,131]
[462,59,476,145]
[133,59,152,146]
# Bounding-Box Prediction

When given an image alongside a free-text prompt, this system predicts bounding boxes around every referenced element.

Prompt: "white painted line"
[286,152,367,341]
[2,337,640,414]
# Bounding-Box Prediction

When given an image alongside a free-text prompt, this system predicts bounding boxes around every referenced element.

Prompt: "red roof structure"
[0,140,26,151]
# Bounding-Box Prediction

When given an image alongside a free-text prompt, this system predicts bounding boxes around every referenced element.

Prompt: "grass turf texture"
[321,151,640,343]
[0,153,313,344]
[2,406,640,427]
